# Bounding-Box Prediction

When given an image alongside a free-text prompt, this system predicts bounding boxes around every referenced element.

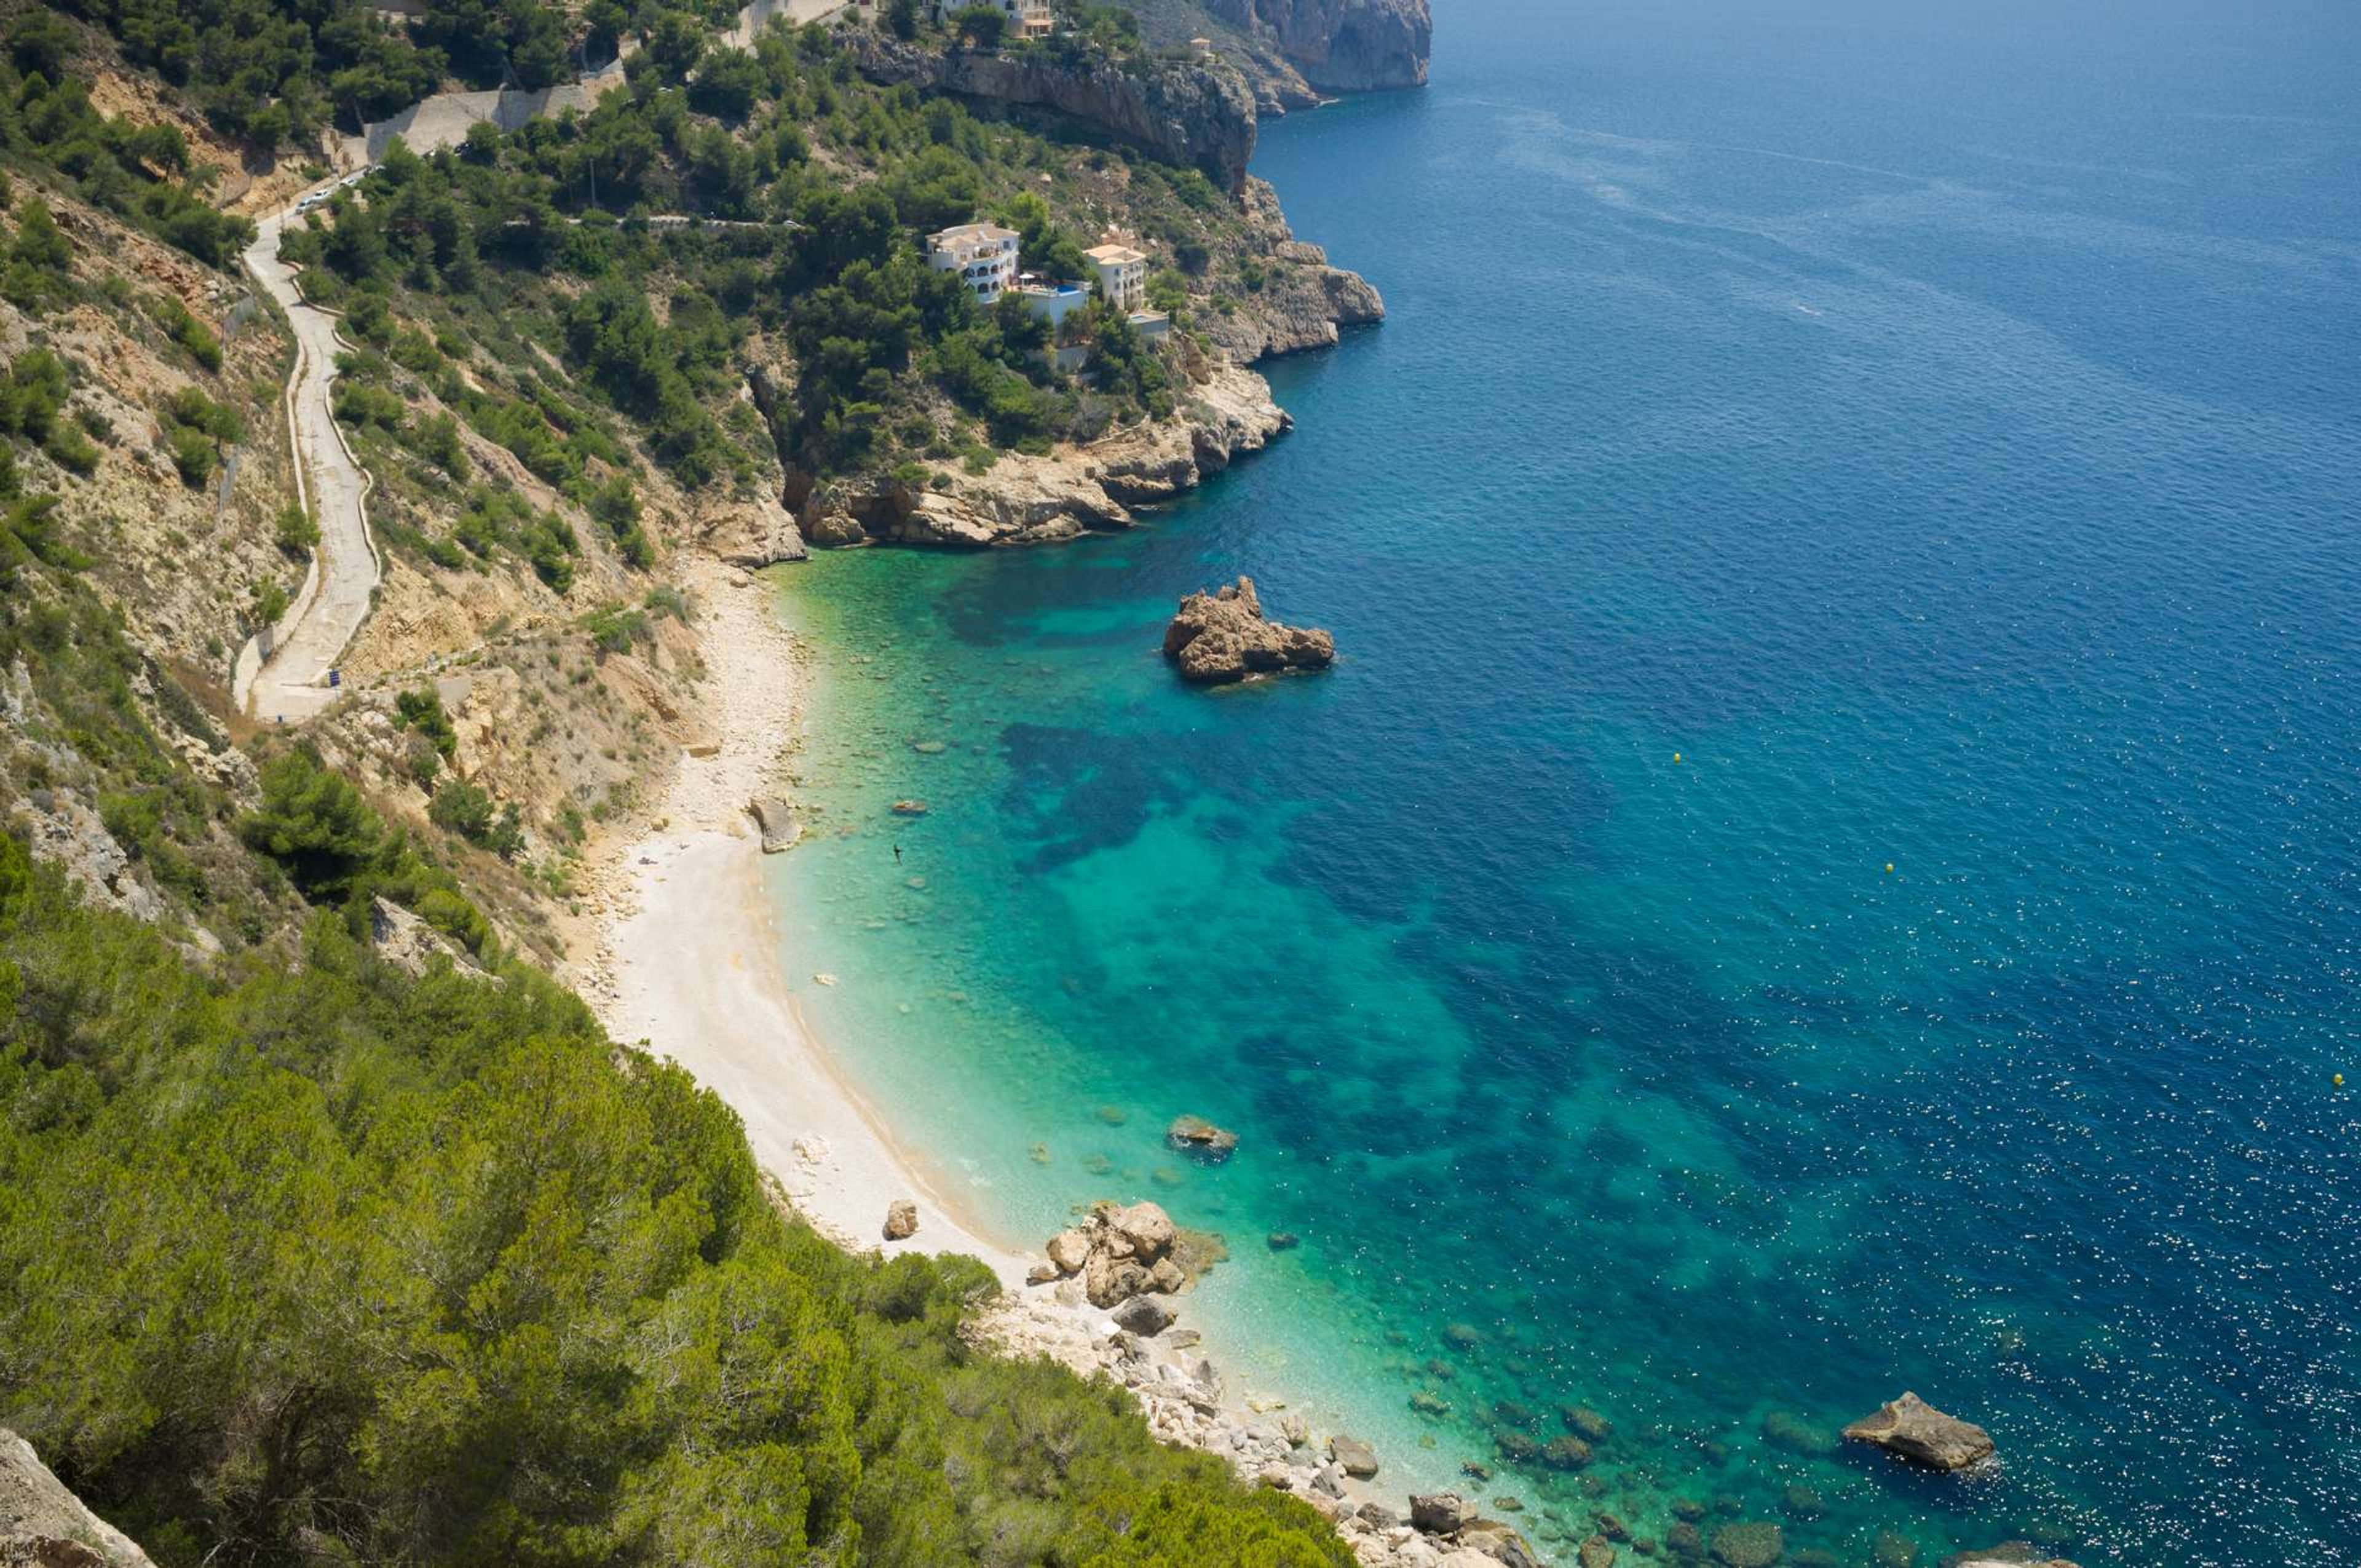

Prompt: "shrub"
[274,502,320,556]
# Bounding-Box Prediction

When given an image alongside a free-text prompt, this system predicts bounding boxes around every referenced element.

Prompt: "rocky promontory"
[799,364,1290,548]
[1203,0,1434,91]
[1164,576,1336,684]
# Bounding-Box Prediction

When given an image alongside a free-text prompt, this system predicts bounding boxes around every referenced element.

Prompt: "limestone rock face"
[697,488,808,568]
[844,31,1258,192]
[883,1200,919,1240]
[1202,0,1433,90]
[1843,1393,1995,1471]
[1163,579,1335,685]
[369,897,491,982]
[1,1428,157,1567]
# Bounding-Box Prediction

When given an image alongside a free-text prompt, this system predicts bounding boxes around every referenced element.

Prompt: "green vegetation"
[0,26,251,269]
[0,803,1356,1568]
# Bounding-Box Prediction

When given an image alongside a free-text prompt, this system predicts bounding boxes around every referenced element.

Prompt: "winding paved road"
[234,199,379,726]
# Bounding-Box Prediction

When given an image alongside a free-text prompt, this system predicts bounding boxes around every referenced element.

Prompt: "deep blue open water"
[766,2,2361,1561]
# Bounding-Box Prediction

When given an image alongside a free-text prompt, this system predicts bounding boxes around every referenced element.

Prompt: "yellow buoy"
[1674,752,1683,764]
[1884,863,1894,874]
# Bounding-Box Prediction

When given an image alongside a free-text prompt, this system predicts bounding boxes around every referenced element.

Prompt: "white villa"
[1085,242,1149,312]
[1011,274,1092,330]
[927,221,1021,303]
[933,0,1053,39]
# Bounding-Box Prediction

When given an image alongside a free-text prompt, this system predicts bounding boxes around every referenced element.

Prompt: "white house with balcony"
[933,0,1053,39]
[1085,242,1148,312]
[927,221,1021,303]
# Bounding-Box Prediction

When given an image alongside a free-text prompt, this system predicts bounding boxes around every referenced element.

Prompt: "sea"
[762,1,2361,1561]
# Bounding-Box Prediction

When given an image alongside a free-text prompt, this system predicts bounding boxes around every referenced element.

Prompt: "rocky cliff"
[1201,0,1431,91]
[800,363,1288,547]
[843,33,1259,194]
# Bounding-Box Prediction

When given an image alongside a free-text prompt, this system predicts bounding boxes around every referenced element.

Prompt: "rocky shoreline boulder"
[1034,1200,1193,1308]
[1843,1393,1995,1471]
[747,796,801,853]
[883,1200,919,1240]
[1163,578,1334,685]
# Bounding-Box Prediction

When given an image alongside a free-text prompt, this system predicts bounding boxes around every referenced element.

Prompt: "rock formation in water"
[844,31,1259,193]
[1,1428,157,1567]
[1166,1113,1242,1158]
[1163,578,1335,684]
[1202,0,1433,91]
[1843,1392,1996,1471]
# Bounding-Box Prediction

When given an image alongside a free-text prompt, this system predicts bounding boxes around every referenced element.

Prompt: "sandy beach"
[573,556,1033,1281]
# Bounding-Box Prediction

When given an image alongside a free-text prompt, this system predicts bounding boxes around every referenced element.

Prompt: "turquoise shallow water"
[764,1,2361,1561]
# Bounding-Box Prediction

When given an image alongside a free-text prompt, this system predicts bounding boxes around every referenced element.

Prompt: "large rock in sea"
[1941,1546,2082,1568]
[1166,1113,1242,1159]
[1162,578,1334,686]
[1328,1433,1379,1478]
[1843,1393,1995,1471]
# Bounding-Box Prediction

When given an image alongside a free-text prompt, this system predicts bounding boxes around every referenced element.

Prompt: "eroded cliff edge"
[1204,0,1433,92]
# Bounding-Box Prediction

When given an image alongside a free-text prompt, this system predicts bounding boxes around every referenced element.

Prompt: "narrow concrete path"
[233,198,379,725]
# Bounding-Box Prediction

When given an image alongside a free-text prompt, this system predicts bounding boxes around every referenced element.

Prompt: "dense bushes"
[0,825,1357,1568]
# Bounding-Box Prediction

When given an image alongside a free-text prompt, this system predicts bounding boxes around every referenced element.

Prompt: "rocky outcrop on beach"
[843,31,1259,193]
[1,1428,157,1567]
[1843,1393,1996,1471]
[801,365,1289,548]
[747,796,801,853]
[1163,577,1335,684]
[1202,0,1433,90]
[1031,1200,1193,1307]
[883,1199,919,1240]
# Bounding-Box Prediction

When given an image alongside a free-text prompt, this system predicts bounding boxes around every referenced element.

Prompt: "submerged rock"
[1162,577,1335,686]
[1843,1393,1995,1471]
[1709,1521,1784,1568]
